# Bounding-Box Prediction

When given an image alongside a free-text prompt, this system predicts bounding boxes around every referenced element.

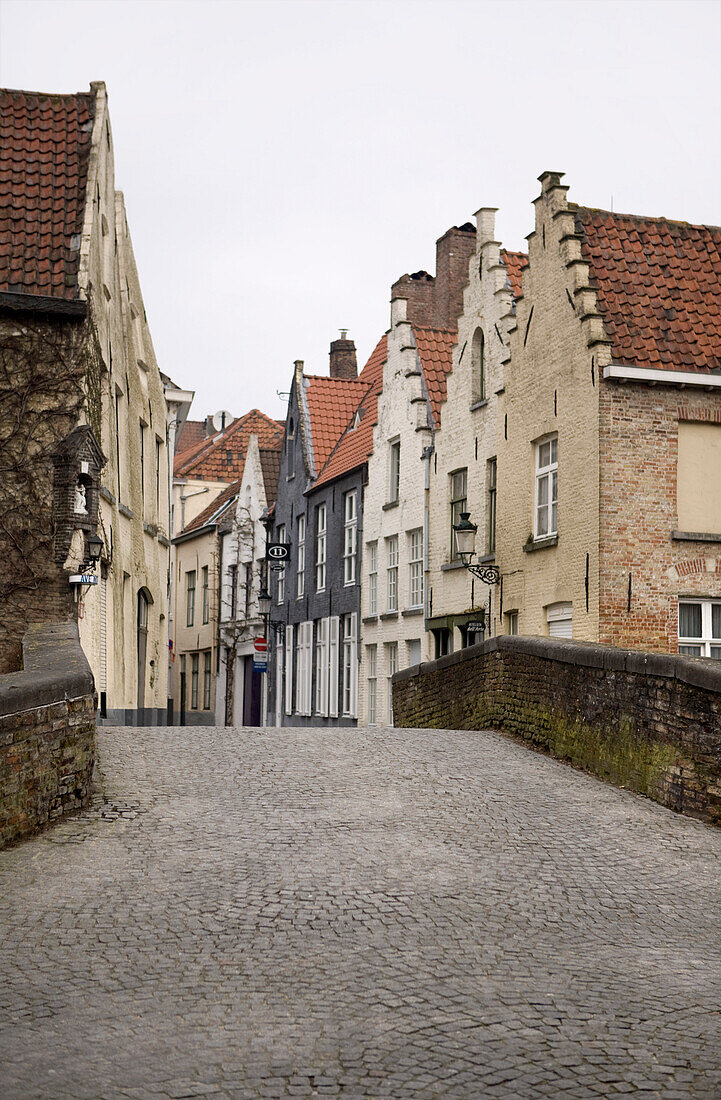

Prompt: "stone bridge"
[1,724,720,1098]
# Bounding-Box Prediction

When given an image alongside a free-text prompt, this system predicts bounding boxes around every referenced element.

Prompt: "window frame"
[190,652,199,709]
[471,327,485,405]
[487,456,497,555]
[388,439,401,504]
[186,570,196,628]
[296,514,306,598]
[276,524,286,603]
[535,436,558,540]
[202,650,211,709]
[343,491,358,585]
[315,503,327,592]
[201,565,209,625]
[367,541,378,616]
[450,468,468,560]
[386,535,399,613]
[678,598,721,658]
[366,644,377,725]
[408,528,423,609]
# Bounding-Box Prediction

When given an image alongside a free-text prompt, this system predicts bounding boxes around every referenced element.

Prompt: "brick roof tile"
[575,207,721,373]
[304,374,370,474]
[0,88,95,299]
[314,336,387,488]
[501,249,528,300]
[413,326,456,427]
[174,408,283,481]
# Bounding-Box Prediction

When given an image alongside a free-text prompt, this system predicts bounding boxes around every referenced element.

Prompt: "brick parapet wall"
[392,635,721,825]
[1,622,96,847]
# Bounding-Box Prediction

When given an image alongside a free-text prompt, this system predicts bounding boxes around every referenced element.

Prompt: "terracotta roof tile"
[174,408,283,481]
[0,88,95,299]
[304,375,369,473]
[183,479,241,534]
[575,207,721,373]
[413,326,456,427]
[501,249,528,300]
[314,336,387,488]
[176,420,212,455]
[259,447,281,504]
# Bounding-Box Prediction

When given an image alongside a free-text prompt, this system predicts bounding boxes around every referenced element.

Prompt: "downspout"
[422,443,434,642]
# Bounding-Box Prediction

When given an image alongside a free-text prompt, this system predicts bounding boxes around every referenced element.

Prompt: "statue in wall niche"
[74,480,88,515]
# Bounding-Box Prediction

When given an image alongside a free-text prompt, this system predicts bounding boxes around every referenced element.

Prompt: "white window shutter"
[285,624,293,715]
[303,622,313,716]
[329,616,339,718]
[320,617,329,717]
[350,612,358,718]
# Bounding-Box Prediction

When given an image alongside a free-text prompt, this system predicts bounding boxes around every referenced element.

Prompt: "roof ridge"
[575,205,721,234]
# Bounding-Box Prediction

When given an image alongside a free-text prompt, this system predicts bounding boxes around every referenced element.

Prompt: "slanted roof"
[304,375,369,474]
[174,408,283,480]
[176,420,211,455]
[182,479,241,535]
[314,336,387,488]
[0,87,95,302]
[413,326,456,427]
[501,249,528,301]
[259,447,281,504]
[575,207,721,374]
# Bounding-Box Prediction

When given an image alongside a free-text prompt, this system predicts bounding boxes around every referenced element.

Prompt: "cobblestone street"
[1,725,721,1099]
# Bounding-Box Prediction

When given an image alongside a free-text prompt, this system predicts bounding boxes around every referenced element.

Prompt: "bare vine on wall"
[0,317,93,666]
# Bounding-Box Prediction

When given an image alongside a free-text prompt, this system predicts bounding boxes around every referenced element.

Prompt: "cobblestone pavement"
[1,725,721,1099]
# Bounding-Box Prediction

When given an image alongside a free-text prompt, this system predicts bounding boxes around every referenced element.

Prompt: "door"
[243,655,262,726]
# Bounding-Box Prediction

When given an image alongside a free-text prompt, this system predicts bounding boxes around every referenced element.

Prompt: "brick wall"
[392,635,721,825]
[0,622,96,847]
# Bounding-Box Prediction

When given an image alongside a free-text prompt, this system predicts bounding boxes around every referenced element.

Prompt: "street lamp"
[86,532,104,567]
[452,512,500,585]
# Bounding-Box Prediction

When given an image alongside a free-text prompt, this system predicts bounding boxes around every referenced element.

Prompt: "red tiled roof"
[259,447,281,504]
[576,207,721,373]
[315,336,387,488]
[304,375,369,474]
[413,326,456,427]
[174,408,283,480]
[183,479,241,534]
[176,420,211,455]
[501,249,528,301]
[0,88,95,300]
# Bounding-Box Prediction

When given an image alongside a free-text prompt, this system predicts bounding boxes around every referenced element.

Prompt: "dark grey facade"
[269,365,364,727]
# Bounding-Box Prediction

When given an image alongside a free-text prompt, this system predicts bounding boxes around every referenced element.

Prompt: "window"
[433,628,451,659]
[244,562,252,616]
[297,515,306,598]
[315,504,327,591]
[203,651,211,709]
[295,621,313,716]
[155,438,162,512]
[315,617,329,716]
[366,644,377,725]
[191,653,199,709]
[228,564,237,619]
[471,327,485,405]
[535,436,558,539]
[388,439,400,504]
[329,616,340,717]
[450,469,467,559]
[679,600,721,658]
[506,611,519,636]
[343,491,358,584]
[408,529,423,609]
[342,613,358,717]
[407,638,421,666]
[186,570,196,627]
[114,388,122,498]
[201,566,209,624]
[547,602,572,638]
[677,422,721,534]
[276,525,286,603]
[386,642,398,725]
[367,542,378,615]
[487,457,497,554]
[284,625,294,715]
[386,535,399,612]
[139,421,146,503]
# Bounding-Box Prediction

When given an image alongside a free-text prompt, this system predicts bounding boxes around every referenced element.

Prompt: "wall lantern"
[452,512,500,585]
[87,532,104,565]
[257,586,272,617]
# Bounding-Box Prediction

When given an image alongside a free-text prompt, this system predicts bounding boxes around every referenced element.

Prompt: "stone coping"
[392,634,721,694]
[0,622,94,717]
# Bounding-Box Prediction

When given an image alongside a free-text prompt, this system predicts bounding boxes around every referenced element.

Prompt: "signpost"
[266,543,291,562]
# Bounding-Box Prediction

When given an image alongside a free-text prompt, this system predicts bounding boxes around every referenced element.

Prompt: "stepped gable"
[314,336,387,488]
[183,479,241,534]
[413,326,456,427]
[575,207,721,373]
[174,408,283,481]
[0,87,95,300]
[304,374,369,474]
[501,250,528,301]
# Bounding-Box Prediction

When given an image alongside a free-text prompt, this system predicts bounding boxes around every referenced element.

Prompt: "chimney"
[433,223,477,329]
[390,271,435,327]
[329,331,358,380]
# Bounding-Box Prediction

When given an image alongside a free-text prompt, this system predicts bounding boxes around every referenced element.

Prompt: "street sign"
[266,542,291,562]
[254,637,268,653]
[466,620,486,633]
[69,573,98,585]
[253,653,268,671]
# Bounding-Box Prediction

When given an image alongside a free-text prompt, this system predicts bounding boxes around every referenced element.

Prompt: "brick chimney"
[433,223,477,329]
[390,271,435,327]
[329,331,358,380]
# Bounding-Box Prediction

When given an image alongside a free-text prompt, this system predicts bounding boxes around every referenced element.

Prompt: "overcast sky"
[1,0,719,423]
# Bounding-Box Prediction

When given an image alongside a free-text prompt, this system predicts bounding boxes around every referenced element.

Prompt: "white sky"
[1,0,720,423]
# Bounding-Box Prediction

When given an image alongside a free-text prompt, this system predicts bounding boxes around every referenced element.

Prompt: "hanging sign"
[266,543,291,562]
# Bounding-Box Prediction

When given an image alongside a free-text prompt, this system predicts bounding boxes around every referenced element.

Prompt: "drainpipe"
[179,485,210,531]
[422,444,434,644]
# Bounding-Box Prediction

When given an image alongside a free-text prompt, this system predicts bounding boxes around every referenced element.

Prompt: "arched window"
[471,327,485,405]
